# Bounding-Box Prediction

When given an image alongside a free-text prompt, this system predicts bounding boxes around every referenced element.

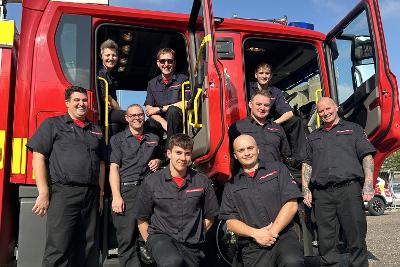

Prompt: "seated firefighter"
[97,39,127,134]
[144,48,190,143]
[249,62,307,169]
[220,134,304,267]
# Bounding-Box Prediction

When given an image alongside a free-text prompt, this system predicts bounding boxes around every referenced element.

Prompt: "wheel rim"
[372,199,384,213]
[216,220,235,265]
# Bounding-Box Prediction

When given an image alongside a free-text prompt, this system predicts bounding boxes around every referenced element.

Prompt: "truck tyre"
[368,196,385,216]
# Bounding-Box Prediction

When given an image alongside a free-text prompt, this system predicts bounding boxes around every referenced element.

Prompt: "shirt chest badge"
[146,141,158,145]
[259,170,278,180]
[89,131,103,137]
[168,83,182,89]
[266,127,279,132]
[186,188,204,193]
[336,129,353,133]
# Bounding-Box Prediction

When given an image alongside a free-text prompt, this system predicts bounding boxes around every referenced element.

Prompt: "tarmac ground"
[103,209,400,267]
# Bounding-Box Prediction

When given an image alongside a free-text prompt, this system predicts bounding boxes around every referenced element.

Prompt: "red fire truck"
[0,0,399,265]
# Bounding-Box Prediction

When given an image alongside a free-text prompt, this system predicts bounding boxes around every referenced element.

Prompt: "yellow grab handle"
[181,81,190,134]
[188,88,203,128]
[194,34,212,77]
[315,88,322,128]
[97,76,109,144]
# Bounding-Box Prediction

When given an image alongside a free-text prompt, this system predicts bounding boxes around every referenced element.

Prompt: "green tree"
[381,150,400,171]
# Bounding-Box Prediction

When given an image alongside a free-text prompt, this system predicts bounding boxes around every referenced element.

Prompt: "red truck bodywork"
[0,0,399,264]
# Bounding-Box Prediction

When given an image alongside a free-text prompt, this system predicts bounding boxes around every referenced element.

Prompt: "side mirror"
[351,36,374,63]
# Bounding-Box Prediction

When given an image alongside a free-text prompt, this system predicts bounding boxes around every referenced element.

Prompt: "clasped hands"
[252,223,278,247]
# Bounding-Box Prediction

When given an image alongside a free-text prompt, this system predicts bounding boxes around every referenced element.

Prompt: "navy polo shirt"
[98,66,119,101]
[219,161,302,228]
[133,167,219,245]
[248,83,292,118]
[228,116,291,163]
[26,113,107,186]
[144,73,189,107]
[303,119,376,186]
[109,128,162,183]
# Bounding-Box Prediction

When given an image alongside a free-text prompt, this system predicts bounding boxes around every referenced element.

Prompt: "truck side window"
[55,14,92,89]
[331,10,375,105]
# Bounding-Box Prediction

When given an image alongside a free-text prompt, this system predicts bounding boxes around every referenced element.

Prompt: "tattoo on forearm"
[362,155,374,178]
[302,163,312,196]
[362,155,374,194]
[302,163,312,184]
[302,185,311,196]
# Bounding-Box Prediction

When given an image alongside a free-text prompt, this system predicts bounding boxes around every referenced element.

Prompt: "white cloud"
[379,0,400,19]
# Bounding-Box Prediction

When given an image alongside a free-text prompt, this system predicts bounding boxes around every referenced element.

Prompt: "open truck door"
[324,0,400,172]
[188,0,226,180]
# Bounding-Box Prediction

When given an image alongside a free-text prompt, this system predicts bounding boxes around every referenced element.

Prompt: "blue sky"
[6,0,400,109]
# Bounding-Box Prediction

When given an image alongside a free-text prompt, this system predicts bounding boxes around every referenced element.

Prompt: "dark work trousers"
[109,109,127,136]
[43,184,99,267]
[241,230,304,267]
[281,116,306,160]
[145,106,183,144]
[314,181,368,267]
[147,233,204,267]
[112,184,141,267]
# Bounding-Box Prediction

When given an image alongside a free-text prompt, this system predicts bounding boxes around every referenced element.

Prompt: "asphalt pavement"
[103,209,400,267]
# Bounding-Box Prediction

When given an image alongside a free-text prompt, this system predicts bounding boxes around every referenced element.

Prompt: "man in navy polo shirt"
[228,89,291,171]
[144,48,189,142]
[302,97,375,267]
[109,103,163,266]
[249,62,306,166]
[220,134,304,267]
[133,133,219,267]
[98,39,127,133]
[27,86,106,267]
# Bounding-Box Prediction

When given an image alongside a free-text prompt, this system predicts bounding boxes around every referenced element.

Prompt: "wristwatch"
[159,106,163,113]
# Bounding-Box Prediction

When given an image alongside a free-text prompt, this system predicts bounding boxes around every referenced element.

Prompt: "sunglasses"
[158,59,174,64]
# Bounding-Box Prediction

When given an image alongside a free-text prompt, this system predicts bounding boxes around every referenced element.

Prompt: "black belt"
[121,181,141,186]
[315,179,357,190]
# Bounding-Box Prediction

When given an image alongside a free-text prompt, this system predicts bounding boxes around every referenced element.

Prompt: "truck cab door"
[188,0,225,172]
[324,0,399,150]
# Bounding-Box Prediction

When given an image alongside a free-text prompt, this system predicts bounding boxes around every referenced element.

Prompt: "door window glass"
[55,14,92,89]
[330,10,376,104]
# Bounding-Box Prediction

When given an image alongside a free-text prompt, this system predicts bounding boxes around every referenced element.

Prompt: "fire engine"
[0,0,399,265]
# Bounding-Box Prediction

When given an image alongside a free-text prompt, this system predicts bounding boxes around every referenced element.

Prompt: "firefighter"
[220,134,304,267]
[133,133,219,267]
[250,62,306,166]
[98,39,127,133]
[144,48,190,143]
[302,97,375,266]
[109,104,163,266]
[228,89,291,168]
[27,86,106,267]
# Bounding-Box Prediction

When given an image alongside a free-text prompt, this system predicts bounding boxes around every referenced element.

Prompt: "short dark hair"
[157,48,176,60]
[126,104,144,112]
[65,86,87,101]
[100,39,118,54]
[250,89,271,101]
[254,62,272,73]
[168,133,194,151]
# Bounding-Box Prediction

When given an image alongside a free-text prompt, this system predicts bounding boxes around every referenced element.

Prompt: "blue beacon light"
[288,22,314,30]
